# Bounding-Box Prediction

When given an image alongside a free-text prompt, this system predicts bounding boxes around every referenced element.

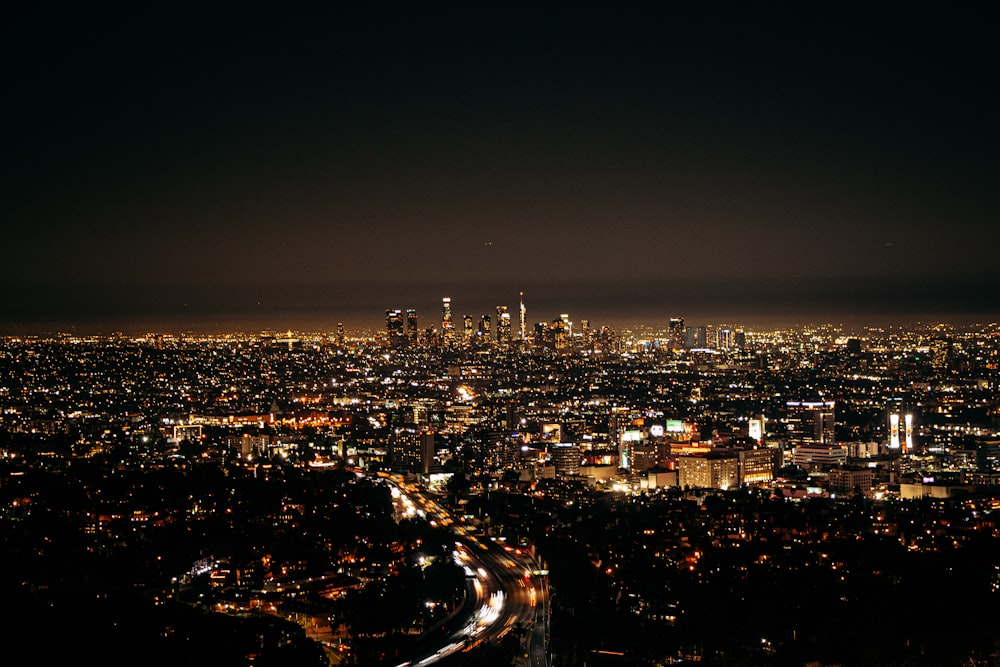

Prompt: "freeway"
[384,478,550,667]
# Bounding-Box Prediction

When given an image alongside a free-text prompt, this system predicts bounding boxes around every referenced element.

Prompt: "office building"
[406,309,418,346]
[442,297,455,347]
[786,400,836,446]
[716,327,733,351]
[385,309,405,348]
[389,427,436,475]
[738,448,778,485]
[551,443,581,477]
[791,444,848,470]
[478,314,491,346]
[669,317,684,351]
[828,467,874,496]
[696,326,708,349]
[496,305,511,349]
[678,453,739,490]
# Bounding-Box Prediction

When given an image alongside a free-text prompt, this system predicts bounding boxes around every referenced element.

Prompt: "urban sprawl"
[3,305,1000,666]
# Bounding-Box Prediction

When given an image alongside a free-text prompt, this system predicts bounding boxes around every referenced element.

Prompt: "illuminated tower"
[336,322,345,347]
[519,291,526,343]
[496,305,511,349]
[553,315,571,351]
[887,399,914,452]
[385,309,405,348]
[442,297,455,347]
[478,314,491,346]
[716,327,733,351]
[406,309,418,347]
[463,315,473,347]
[669,317,684,351]
[748,414,766,443]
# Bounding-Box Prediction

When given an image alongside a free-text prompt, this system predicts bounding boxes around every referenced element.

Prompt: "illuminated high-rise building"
[519,291,526,343]
[596,325,618,353]
[786,400,836,446]
[478,314,491,345]
[463,315,474,347]
[389,427,436,474]
[441,297,455,347]
[669,317,685,351]
[554,316,571,351]
[336,322,345,347]
[534,322,549,349]
[406,309,418,346]
[696,326,707,349]
[496,305,511,349]
[887,398,914,451]
[551,443,581,477]
[716,327,733,351]
[385,309,405,347]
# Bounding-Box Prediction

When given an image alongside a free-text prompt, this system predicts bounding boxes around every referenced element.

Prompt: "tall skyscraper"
[534,322,547,349]
[696,326,707,349]
[519,291,526,343]
[669,317,685,351]
[554,315,571,350]
[716,327,733,351]
[478,314,491,345]
[385,309,405,347]
[336,322,345,347]
[406,309,418,346]
[496,305,511,349]
[442,297,455,347]
[887,398,914,451]
[463,315,473,347]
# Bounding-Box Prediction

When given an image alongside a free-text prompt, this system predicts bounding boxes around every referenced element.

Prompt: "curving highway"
[384,478,550,667]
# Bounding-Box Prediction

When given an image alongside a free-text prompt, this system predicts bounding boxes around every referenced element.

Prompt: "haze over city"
[3,5,997,333]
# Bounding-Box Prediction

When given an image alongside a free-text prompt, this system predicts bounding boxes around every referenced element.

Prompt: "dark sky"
[3,5,998,334]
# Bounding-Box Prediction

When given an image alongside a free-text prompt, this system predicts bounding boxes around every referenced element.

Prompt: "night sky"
[3,5,998,334]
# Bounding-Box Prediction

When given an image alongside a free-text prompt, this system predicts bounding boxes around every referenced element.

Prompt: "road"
[384,478,550,667]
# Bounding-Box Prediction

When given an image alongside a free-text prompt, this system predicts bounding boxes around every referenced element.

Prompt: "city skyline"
[4,281,998,337]
[3,6,997,334]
